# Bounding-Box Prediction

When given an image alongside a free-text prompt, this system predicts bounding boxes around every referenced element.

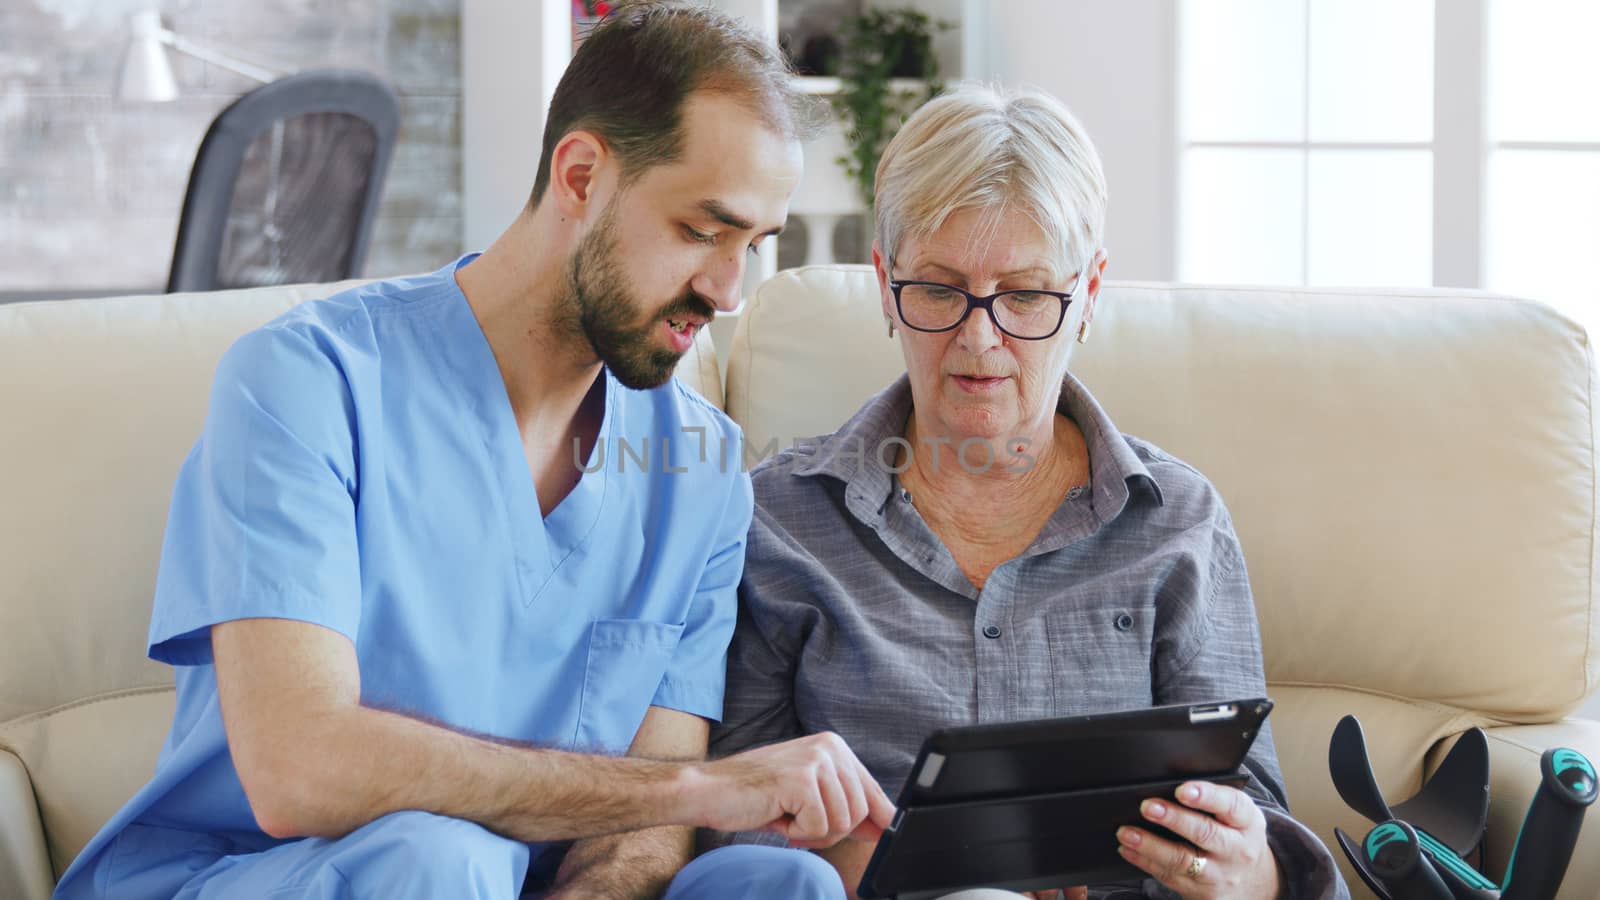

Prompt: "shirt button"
[1114,613,1134,632]
[900,488,913,503]
[982,624,1002,639]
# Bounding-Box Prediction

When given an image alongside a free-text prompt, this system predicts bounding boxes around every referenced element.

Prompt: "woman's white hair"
[874,82,1107,283]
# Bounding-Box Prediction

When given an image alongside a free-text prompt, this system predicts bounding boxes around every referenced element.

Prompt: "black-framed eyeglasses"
[887,277,1080,340]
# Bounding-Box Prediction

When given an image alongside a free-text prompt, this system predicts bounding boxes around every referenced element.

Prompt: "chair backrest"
[167,69,400,293]
[727,265,1600,876]
[0,279,716,881]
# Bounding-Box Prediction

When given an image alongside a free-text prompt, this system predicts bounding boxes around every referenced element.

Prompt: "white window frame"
[1432,0,1485,289]
[1177,0,1496,290]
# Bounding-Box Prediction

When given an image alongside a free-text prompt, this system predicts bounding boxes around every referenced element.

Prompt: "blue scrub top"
[55,254,753,896]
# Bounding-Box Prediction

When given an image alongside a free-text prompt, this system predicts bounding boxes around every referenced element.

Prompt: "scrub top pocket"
[574,618,685,752]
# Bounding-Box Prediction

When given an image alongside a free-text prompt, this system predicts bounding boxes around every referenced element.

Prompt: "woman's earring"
[885,314,897,338]
[1077,320,1092,345]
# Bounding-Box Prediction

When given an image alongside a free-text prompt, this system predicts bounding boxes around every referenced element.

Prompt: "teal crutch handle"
[1363,820,1454,899]
[1500,747,1596,900]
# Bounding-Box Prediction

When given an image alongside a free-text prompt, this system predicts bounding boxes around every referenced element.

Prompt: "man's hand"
[681,732,896,847]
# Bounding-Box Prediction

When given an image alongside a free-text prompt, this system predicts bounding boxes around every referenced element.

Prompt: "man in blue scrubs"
[51,5,892,899]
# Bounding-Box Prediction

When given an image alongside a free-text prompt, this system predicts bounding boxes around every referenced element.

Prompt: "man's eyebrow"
[698,199,783,237]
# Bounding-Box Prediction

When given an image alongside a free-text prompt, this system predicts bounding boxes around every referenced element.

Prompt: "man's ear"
[548,130,607,219]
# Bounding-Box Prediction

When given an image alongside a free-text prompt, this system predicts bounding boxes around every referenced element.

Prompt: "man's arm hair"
[215,616,894,849]
[546,706,709,899]
[214,617,693,842]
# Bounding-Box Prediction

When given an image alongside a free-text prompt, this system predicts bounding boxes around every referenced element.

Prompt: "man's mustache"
[657,295,717,323]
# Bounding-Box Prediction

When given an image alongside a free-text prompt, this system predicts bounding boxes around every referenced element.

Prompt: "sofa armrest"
[1480,719,1600,900]
[0,747,53,900]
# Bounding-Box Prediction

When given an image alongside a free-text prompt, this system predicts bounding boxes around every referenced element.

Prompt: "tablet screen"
[907,698,1272,804]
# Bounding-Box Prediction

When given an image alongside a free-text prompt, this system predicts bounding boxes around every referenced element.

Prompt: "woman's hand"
[1115,781,1282,899]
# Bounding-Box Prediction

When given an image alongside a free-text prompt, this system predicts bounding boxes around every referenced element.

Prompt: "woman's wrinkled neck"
[899,405,1086,525]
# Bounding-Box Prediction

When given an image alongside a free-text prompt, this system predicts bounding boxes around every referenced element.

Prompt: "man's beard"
[564,204,717,390]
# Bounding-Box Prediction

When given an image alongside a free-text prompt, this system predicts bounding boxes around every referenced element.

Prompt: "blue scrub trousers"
[163,811,842,899]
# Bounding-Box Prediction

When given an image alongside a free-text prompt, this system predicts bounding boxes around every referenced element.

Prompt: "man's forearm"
[251,703,693,842]
[541,705,710,898]
[548,825,694,900]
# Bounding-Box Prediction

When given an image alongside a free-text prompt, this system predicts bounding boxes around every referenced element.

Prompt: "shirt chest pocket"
[574,618,685,753]
[1045,606,1154,716]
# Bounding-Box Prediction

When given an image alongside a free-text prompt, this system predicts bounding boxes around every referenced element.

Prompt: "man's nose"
[692,250,746,314]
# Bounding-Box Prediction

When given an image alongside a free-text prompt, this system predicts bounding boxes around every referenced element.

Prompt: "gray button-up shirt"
[710,374,1347,899]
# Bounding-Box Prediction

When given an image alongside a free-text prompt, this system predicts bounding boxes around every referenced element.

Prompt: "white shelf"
[794,75,841,94]
[793,76,932,96]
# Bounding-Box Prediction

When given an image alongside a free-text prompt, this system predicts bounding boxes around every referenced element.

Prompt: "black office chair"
[167,68,400,293]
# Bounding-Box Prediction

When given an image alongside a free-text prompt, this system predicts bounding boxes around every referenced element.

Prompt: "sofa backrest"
[0,281,718,877]
[727,264,1600,860]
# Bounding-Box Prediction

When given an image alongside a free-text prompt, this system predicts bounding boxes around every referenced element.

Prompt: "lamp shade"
[116,10,177,102]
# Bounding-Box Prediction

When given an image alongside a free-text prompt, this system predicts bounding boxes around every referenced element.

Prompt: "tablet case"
[859,698,1273,899]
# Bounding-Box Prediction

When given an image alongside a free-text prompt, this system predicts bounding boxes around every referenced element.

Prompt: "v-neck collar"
[442,254,614,607]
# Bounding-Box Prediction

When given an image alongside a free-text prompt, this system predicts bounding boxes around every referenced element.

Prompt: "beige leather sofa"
[3,265,1598,898]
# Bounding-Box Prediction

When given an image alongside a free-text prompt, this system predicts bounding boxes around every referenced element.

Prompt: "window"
[1179,0,1598,324]
[1178,0,1435,289]
[1484,0,1600,319]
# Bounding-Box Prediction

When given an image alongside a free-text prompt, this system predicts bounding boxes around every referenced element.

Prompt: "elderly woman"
[709,85,1348,900]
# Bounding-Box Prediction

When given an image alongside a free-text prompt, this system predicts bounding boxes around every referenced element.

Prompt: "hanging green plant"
[831,7,953,207]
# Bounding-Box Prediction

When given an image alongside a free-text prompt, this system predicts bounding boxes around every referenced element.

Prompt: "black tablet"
[858,697,1274,899]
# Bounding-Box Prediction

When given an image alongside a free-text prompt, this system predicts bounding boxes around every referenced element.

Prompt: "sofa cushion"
[0,748,52,898]
[0,690,174,878]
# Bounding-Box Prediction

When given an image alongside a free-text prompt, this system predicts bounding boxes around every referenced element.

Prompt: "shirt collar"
[791,372,1164,523]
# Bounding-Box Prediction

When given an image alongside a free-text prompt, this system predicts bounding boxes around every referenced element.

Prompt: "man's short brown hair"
[529,1,814,206]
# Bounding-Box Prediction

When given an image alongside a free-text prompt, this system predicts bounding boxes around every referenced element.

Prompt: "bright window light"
[1180,0,1306,143]
[1181,148,1304,285]
[1486,151,1600,321]
[1309,0,1433,143]
[1489,0,1600,142]
[1308,150,1433,286]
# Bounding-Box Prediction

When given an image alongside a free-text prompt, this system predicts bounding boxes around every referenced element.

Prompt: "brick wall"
[0,0,461,292]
